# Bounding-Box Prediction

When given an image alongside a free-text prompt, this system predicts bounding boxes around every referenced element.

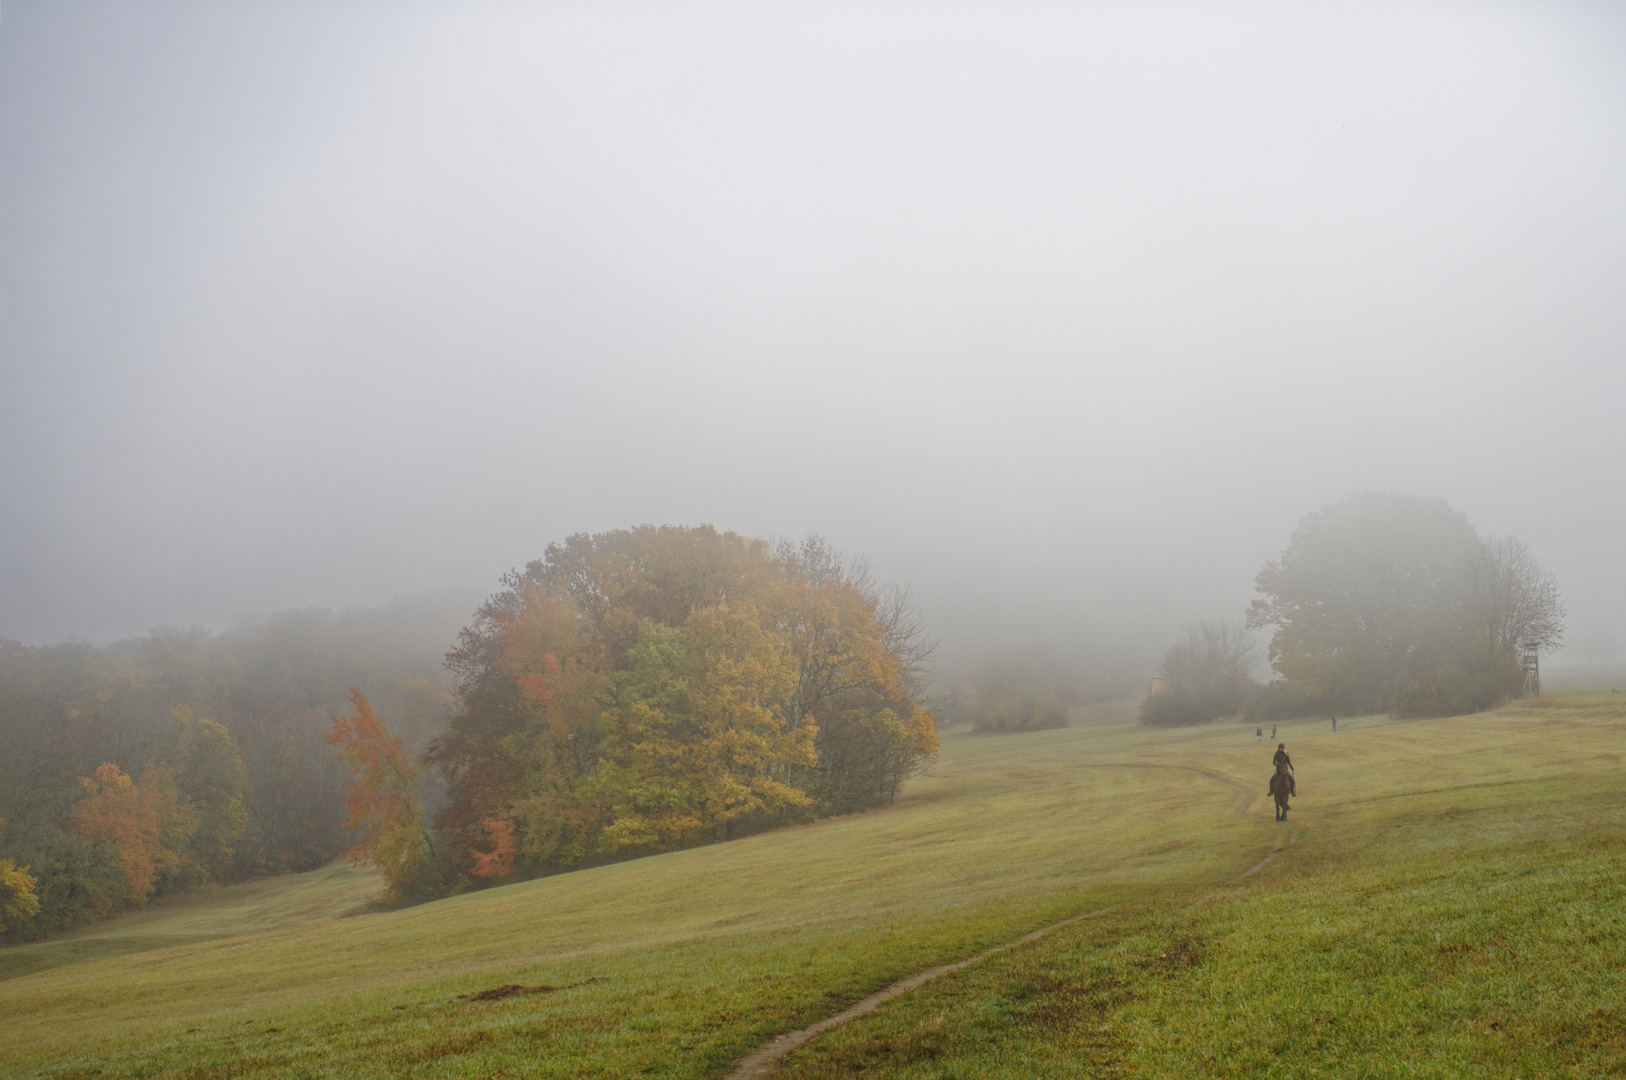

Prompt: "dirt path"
[720,766,1299,1080]
[720,906,1120,1080]
[1237,826,1299,878]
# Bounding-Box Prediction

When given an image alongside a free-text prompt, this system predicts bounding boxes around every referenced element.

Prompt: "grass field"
[1542,663,1626,694]
[0,862,383,983]
[2,696,1624,1078]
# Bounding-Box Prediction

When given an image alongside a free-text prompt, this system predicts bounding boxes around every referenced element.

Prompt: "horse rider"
[1268,743,1296,796]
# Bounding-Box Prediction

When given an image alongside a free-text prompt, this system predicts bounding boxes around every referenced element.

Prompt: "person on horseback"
[1267,743,1296,796]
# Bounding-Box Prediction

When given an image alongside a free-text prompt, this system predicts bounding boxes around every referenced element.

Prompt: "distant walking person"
[1267,743,1296,796]
[1271,724,1277,740]
[1256,727,1262,742]
[1331,715,1337,732]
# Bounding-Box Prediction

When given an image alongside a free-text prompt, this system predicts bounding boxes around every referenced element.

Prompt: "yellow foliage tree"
[0,819,41,933]
[589,605,818,854]
[139,765,200,892]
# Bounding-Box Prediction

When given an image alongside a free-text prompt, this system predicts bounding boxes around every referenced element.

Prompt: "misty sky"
[3,2,1624,665]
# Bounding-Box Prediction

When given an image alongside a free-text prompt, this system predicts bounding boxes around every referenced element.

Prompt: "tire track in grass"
[721,764,1299,1080]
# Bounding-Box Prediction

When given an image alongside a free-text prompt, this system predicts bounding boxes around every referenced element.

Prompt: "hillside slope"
[780,697,1626,1079]
[0,862,382,983]
[3,697,1623,1078]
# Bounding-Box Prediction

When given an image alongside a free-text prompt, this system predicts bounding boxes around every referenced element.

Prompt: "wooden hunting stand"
[1522,642,1541,697]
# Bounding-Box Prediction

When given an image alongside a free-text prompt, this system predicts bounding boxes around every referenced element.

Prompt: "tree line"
[0,599,462,938]
[1141,492,1565,726]
[2,528,939,931]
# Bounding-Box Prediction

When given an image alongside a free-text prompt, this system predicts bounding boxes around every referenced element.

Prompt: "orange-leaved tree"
[324,689,436,904]
[62,763,164,909]
[469,817,517,879]
[431,579,605,875]
[0,819,41,933]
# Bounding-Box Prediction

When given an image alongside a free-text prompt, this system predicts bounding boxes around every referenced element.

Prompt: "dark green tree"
[1247,493,1563,717]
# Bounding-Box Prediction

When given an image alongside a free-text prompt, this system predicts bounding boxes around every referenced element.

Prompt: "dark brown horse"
[1270,762,1293,821]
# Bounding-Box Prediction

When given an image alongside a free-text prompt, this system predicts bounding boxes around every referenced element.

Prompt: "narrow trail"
[1237,826,1299,878]
[721,906,1120,1080]
[720,763,1301,1080]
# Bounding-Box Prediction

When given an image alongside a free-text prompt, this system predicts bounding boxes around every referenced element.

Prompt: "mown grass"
[0,862,383,982]
[3,696,1623,1078]
[0,700,1267,1079]
[778,697,1626,1079]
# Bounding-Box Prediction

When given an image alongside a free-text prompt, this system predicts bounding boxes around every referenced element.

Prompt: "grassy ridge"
[3,697,1622,1078]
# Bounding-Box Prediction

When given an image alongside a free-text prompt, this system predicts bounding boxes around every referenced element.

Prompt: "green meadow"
[3,697,1624,1078]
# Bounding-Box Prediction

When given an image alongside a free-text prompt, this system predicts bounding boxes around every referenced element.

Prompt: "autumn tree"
[430,526,938,886]
[142,765,202,893]
[0,820,40,935]
[469,817,516,880]
[61,763,165,909]
[770,542,938,811]
[324,690,438,905]
[586,608,818,854]
[433,579,605,874]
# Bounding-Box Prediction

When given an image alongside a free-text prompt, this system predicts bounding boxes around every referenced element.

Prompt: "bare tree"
[1461,535,1566,658]
[1141,618,1261,726]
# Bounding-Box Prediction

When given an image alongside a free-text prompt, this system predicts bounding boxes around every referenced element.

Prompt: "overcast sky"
[3,2,1624,666]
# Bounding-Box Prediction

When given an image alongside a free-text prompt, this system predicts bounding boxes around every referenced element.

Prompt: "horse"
[1269,762,1293,821]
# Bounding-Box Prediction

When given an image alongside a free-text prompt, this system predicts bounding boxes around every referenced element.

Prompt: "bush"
[945,651,1078,735]
[971,691,1068,733]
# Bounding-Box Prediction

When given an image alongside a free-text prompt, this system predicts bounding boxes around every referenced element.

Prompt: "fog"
[4,2,1625,673]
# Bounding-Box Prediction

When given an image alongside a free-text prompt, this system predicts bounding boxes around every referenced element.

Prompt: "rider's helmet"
[1277,743,1285,748]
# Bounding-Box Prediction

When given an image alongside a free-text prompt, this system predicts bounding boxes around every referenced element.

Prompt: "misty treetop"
[1247,492,1563,718]
[422,526,938,894]
[1139,493,1564,727]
